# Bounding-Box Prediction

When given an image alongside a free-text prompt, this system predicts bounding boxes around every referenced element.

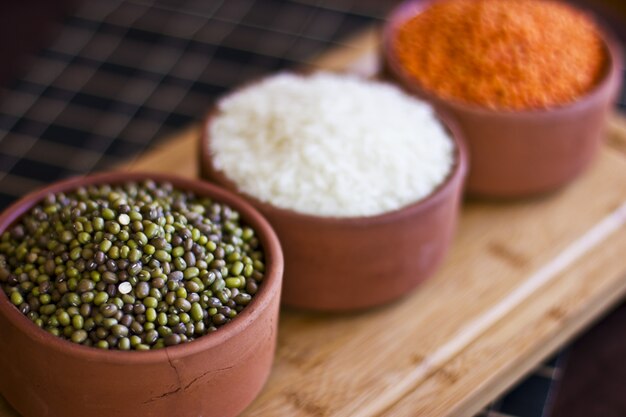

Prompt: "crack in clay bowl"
[0,172,284,417]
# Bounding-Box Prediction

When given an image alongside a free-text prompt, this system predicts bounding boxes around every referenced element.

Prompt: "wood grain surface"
[2,28,626,417]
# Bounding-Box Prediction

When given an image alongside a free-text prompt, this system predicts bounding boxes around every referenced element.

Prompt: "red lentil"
[394,0,606,110]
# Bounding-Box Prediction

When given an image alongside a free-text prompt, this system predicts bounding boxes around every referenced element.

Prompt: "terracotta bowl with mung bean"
[0,172,283,417]
[382,0,624,197]
[199,111,468,311]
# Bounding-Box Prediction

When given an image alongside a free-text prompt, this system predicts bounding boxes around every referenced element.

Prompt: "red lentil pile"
[394,0,606,110]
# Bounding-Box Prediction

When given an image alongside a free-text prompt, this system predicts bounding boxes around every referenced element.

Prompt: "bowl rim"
[381,0,625,117]
[198,77,469,226]
[0,171,284,363]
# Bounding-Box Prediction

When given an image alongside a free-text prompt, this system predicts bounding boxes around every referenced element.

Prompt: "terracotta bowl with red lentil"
[383,0,623,197]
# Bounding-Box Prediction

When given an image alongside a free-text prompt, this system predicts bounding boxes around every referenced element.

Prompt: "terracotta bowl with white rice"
[199,72,467,311]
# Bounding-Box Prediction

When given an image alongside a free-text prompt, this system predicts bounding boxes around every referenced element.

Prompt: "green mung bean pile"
[0,181,265,350]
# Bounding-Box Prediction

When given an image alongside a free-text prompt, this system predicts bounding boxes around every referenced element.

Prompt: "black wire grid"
[0,1,625,416]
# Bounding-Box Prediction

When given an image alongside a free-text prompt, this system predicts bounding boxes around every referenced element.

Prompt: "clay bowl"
[0,172,283,417]
[199,108,468,311]
[382,0,624,197]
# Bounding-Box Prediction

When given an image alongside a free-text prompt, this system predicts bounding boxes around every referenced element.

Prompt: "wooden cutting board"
[2,28,626,417]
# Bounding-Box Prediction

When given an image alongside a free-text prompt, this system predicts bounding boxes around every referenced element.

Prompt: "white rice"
[208,72,454,217]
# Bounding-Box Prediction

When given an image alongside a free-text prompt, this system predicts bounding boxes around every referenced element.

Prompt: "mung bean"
[0,181,265,350]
